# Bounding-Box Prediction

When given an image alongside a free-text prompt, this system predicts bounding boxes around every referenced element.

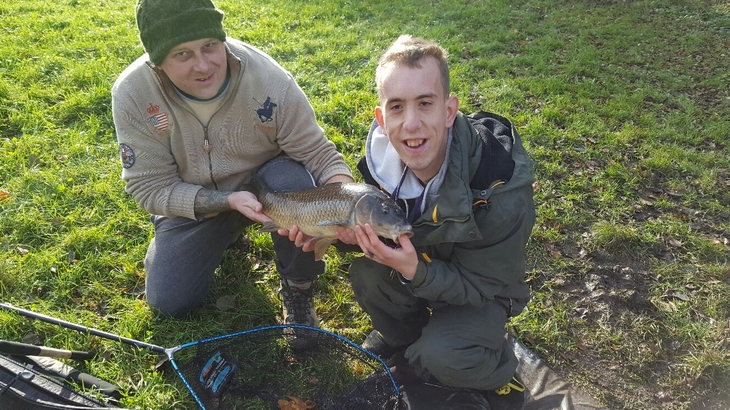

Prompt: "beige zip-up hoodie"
[112,38,351,220]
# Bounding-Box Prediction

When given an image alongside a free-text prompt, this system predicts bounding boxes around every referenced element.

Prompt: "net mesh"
[172,325,401,410]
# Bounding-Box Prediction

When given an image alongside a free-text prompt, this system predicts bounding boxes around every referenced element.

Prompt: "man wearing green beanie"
[111,0,353,324]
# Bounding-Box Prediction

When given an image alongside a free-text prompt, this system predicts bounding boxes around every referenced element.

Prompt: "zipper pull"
[202,127,212,153]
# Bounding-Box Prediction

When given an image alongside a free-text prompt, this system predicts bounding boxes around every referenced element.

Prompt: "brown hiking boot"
[279,279,318,327]
[279,279,318,350]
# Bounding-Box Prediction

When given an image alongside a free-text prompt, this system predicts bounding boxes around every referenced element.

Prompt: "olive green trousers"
[349,257,519,391]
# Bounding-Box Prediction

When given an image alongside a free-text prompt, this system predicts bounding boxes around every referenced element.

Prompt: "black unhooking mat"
[395,335,606,410]
[0,354,121,410]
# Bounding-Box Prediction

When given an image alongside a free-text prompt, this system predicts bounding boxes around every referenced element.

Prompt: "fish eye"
[381,207,390,215]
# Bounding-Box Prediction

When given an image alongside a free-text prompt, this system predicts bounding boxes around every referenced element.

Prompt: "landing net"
[170,325,401,410]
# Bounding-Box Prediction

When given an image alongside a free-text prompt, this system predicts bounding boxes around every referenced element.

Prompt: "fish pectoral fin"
[309,238,334,261]
[259,221,282,233]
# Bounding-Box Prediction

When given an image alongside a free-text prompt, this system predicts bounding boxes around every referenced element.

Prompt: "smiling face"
[157,38,228,100]
[375,56,459,184]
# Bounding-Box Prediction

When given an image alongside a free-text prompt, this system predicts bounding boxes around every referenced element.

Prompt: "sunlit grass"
[1,0,729,409]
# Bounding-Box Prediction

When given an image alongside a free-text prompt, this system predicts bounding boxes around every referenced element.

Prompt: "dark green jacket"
[358,111,536,308]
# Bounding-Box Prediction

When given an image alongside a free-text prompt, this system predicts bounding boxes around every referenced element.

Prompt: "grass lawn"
[1,0,729,409]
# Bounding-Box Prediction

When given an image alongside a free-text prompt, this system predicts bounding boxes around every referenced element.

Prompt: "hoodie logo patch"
[255,96,277,123]
[147,103,169,131]
[119,144,135,168]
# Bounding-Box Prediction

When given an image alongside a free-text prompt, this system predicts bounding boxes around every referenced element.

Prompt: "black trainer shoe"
[388,351,438,386]
[279,279,318,327]
[362,330,406,361]
[483,375,526,410]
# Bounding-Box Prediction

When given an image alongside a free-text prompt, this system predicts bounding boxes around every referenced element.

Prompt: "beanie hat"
[136,0,226,65]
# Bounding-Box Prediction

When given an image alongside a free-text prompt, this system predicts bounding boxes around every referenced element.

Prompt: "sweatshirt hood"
[364,119,452,201]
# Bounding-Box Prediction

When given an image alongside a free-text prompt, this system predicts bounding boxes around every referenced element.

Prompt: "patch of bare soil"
[525,228,729,409]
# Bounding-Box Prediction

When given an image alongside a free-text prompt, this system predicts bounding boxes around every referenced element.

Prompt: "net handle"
[0,303,167,355]
[0,339,95,361]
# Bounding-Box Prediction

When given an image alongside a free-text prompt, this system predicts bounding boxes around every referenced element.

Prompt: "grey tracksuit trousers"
[144,157,324,318]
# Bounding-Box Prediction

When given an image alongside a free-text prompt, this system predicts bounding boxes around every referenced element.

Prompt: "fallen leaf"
[22,333,41,345]
[544,243,563,258]
[0,189,10,201]
[278,396,316,410]
[215,295,236,311]
[656,391,673,402]
[671,291,689,302]
[574,307,589,319]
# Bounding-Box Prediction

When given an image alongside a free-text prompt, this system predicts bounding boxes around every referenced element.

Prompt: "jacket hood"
[364,120,424,199]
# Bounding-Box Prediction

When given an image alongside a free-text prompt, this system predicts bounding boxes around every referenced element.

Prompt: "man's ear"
[375,106,386,135]
[445,95,459,127]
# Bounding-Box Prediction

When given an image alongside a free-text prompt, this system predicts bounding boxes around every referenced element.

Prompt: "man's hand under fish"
[278,223,417,279]
[274,225,355,254]
[351,224,418,280]
[277,225,317,253]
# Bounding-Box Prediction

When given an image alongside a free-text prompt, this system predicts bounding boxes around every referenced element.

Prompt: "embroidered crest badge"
[119,143,135,169]
[255,96,277,123]
[147,103,169,131]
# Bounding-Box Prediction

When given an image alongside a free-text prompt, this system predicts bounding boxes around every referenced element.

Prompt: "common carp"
[256,181,413,260]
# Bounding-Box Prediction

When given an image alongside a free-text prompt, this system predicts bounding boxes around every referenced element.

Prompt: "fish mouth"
[392,230,414,244]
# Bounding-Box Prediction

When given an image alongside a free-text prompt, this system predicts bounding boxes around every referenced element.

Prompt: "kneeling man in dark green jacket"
[336,35,536,410]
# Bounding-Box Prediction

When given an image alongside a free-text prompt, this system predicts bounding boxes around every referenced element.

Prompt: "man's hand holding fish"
[227,191,274,224]
[351,224,418,280]
[277,225,317,253]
